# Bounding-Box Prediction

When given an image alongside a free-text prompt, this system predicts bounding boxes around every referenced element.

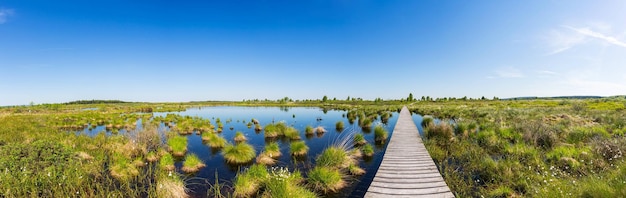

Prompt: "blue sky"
[1,1,625,105]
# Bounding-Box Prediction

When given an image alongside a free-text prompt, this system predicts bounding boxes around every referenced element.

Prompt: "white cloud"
[545,29,586,55]
[494,67,524,78]
[0,8,14,24]
[537,70,558,75]
[563,25,626,48]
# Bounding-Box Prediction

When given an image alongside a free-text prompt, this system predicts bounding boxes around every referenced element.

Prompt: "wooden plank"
[365,106,454,197]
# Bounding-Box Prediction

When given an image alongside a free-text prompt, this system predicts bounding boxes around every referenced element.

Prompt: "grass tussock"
[290,141,309,156]
[353,133,367,145]
[336,121,344,131]
[264,142,282,158]
[234,131,247,142]
[181,154,206,173]
[307,166,346,193]
[362,144,374,157]
[305,125,314,135]
[374,125,388,143]
[256,152,277,165]
[159,153,175,171]
[168,136,188,157]
[222,142,256,164]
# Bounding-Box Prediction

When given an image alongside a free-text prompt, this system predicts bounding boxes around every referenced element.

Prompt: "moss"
[168,136,188,157]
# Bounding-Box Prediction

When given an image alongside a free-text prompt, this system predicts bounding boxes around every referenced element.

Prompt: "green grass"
[167,135,188,157]
[222,142,256,164]
[305,125,314,135]
[262,168,317,198]
[284,127,301,140]
[290,141,309,156]
[307,166,345,193]
[347,163,365,175]
[233,164,269,197]
[234,131,247,142]
[353,133,366,145]
[206,133,227,148]
[159,153,175,171]
[264,142,282,158]
[315,146,351,169]
[336,121,344,131]
[374,125,388,143]
[181,153,206,173]
[361,144,374,157]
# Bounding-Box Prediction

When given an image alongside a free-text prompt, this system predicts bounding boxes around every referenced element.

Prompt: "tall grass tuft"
[181,154,206,173]
[307,166,346,193]
[234,131,247,142]
[222,142,256,164]
[264,142,282,158]
[353,133,367,145]
[168,136,188,157]
[374,125,389,143]
[336,121,345,131]
[290,141,309,156]
[159,153,175,171]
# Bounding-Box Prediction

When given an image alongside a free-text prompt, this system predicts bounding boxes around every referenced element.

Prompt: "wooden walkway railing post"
[365,106,454,197]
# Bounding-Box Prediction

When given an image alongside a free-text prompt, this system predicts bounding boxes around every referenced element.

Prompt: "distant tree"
[421,96,426,101]
[333,97,337,101]
[481,96,486,100]
[322,95,328,103]
[408,93,414,102]
[347,96,351,101]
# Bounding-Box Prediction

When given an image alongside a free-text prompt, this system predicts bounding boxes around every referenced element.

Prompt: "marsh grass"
[353,133,367,145]
[234,131,247,142]
[284,127,301,140]
[290,141,309,156]
[305,125,314,135]
[181,154,206,173]
[222,142,256,164]
[336,121,344,131]
[256,152,277,165]
[168,136,188,157]
[374,125,388,143]
[264,142,282,158]
[159,153,175,171]
[307,166,346,193]
[206,133,227,148]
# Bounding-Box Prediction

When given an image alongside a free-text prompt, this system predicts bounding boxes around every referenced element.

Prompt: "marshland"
[1,97,625,197]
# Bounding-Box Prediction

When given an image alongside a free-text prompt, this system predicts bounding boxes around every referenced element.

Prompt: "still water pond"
[79,106,427,197]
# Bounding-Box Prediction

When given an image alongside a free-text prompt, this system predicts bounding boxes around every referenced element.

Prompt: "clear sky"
[1,1,625,106]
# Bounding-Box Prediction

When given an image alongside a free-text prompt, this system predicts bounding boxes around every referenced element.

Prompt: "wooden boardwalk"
[365,106,454,198]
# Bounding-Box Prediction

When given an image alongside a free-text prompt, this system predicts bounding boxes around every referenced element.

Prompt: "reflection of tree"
[279,106,289,112]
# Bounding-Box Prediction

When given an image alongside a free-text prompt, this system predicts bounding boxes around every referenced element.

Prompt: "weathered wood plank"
[365,106,454,197]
